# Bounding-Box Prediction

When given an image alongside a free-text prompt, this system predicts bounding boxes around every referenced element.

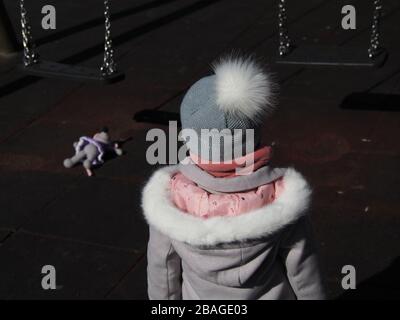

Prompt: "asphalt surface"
[0,0,399,299]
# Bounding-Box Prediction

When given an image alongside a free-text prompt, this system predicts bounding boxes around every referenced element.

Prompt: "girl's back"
[142,56,326,300]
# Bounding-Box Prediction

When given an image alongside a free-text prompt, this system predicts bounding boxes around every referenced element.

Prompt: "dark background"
[0,0,399,299]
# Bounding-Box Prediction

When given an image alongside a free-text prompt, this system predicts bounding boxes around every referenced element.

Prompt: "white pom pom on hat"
[212,56,276,123]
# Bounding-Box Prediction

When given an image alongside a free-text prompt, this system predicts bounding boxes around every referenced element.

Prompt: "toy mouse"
[63,127,123,176]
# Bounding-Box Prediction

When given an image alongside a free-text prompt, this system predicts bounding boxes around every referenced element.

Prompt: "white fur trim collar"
[142,166,311,246]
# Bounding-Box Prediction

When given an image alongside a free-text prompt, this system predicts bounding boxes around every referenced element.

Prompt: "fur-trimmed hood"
[142,166,312,246]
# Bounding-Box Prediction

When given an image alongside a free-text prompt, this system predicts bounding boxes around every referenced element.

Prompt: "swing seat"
[277,45,387,67]
[19,0,123,84]
[21,60,125,84]
[276,0,386,68]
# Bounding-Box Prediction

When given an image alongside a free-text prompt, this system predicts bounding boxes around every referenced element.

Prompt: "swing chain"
[278,0,291,56]
[368,0,383,59]
[20,0,39,66]
[101,0,117,77]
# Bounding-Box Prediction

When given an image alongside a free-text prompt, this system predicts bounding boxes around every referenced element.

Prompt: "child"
[142,56,326,300]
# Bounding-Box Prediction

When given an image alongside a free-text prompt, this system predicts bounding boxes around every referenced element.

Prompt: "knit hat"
[180,56,276,162]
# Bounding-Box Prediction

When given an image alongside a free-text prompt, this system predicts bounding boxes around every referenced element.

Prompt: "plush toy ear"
[212,56,277,123]
[102,126,109,133]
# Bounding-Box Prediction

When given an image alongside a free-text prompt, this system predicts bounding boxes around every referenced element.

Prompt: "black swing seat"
[276,45,388,67]
[19,0,123,84]
[21,60,125,84]
[276,0,387,68]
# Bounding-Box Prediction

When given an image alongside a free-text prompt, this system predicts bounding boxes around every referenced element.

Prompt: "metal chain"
[368,0,383,59]
[101,0,117,77]
[278,0,291,56]
[20,0,39,66]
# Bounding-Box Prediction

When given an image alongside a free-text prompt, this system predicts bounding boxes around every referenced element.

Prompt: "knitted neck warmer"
[190,146,272,177]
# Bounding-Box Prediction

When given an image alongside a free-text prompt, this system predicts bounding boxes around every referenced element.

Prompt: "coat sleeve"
[147,225,182,300]
[279,217,327,300]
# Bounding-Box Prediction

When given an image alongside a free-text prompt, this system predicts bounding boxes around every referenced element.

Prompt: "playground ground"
[0,0,399,299]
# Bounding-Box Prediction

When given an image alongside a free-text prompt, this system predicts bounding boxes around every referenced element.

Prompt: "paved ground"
[0,0,399,299]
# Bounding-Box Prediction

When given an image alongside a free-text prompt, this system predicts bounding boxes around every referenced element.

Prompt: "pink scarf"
[190,146,272,177]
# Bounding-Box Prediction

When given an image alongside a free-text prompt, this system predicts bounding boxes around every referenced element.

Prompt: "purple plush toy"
[63,127,123,176]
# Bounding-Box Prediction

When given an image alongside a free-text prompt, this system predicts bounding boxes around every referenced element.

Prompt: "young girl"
[142,56,326,300]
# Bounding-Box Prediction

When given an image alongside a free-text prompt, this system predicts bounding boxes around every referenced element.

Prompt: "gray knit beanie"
[180,56,276,161]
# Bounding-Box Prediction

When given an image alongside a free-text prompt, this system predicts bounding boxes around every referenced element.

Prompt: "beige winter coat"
[142,166,326,300]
